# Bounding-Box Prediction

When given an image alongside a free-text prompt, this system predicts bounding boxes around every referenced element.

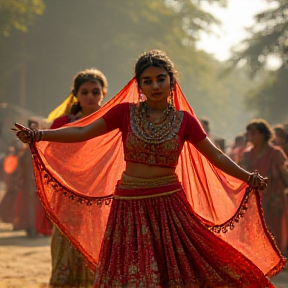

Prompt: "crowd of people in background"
[0,50,287,287]
[200,117,288,257]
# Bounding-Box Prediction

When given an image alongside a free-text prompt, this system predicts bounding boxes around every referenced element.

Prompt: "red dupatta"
[31,78,285,275]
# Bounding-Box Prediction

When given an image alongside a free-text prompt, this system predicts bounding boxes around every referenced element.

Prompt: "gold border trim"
[114,189,181,200]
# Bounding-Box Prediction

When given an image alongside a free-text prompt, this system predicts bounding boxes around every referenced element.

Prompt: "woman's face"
[246,127,266,146]
[76,80,105,114]
[139,66,171,106]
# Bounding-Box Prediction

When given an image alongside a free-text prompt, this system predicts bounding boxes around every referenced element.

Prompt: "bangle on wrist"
[247,173,253,184]
[35,130,43,142]
[247,170,261,188]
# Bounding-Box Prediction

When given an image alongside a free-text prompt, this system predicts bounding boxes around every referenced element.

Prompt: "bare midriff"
[125,161,176,179]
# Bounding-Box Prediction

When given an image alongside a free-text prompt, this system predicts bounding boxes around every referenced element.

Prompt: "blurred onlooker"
[273,124,288,156]
[0,141,22,226]
[240,118,288,257]
[200,117,226,152]
[200,117,211,137]
[0,117,50,237]
[214,137,226,152]
[28,118,53,236]
[16,117,52,237]
[228,133,247,164]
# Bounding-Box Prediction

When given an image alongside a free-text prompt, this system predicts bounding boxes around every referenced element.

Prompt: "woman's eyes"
[81,91,101,95]
[143,79,165,85]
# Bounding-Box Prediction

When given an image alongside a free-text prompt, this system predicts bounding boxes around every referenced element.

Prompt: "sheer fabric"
[31,78,285,276]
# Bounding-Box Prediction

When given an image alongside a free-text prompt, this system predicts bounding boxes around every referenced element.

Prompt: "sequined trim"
[31,148,113,207]
[207,188,251,234]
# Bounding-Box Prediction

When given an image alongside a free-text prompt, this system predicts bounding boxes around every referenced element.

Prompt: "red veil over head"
[31,78,285,275]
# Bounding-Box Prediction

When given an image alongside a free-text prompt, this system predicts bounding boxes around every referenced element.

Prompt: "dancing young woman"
[14,50,285,288]
[45,68,108,288]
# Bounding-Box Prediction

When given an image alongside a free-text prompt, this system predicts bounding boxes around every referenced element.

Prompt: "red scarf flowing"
[31,78,285,275]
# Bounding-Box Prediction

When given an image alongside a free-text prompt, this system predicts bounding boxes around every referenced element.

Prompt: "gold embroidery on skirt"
[118,172,179,189]
[114,173,181,199]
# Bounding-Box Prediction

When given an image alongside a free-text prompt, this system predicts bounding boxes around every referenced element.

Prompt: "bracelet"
[247,170,259,187]
[247,170,268,190]
[30,130,43,143]
[35,130,43,142]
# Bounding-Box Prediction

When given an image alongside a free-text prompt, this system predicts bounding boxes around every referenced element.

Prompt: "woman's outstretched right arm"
[42,118,109,142]
[15,118,109,143]
[15,103,126,144]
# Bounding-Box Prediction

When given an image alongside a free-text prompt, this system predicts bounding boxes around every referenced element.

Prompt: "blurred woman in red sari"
[0,142,22,226]
[15,50,284,288]
[240,119,288,257]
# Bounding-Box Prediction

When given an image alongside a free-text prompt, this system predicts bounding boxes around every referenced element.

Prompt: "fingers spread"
[14,123,29,131]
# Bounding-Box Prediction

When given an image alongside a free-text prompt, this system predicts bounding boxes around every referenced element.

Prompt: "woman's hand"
[247,170,268,190]
[12,123,43,144]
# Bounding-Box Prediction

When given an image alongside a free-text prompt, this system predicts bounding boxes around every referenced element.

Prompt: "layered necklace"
[130,101,183,144]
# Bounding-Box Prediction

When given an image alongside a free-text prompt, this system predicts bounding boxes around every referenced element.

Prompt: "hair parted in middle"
[72,68,108,96]
[70,68,108,116]
[134,49,177,90]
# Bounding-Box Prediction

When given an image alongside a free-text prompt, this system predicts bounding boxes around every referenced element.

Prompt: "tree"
[0,0,226,108]
[227,0,288,123]
[1,0,257,139]
[0,0,45,37]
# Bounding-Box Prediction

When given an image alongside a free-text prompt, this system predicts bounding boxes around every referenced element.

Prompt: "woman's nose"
[152,81,160,89]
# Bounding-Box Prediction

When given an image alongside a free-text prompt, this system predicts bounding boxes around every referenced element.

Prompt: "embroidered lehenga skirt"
[94,174,274,288]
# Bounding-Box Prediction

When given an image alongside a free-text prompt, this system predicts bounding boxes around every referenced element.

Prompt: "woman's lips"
[151,92,162,97]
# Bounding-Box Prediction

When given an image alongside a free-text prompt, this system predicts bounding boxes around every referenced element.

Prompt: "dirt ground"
[1,223,288,288]
[0,223,51,288]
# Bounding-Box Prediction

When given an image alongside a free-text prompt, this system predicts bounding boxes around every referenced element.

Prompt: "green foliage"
[0,0,256,140]
[0,0,45,37]
[229,0,288,73]
[226,0,288,124]
[245,67,288,123]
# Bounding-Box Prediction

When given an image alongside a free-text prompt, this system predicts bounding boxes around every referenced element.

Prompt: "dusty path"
[1,223,288,288]
[0,223,51,288]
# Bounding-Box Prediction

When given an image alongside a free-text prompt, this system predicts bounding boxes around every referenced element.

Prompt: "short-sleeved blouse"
[102,102,206,167]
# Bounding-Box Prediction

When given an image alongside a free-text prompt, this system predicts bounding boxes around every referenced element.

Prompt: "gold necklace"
[130,101,183,144]
[145,105,170,124]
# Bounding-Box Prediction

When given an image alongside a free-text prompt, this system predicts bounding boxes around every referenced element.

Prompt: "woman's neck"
[253,141,269,155]
[146,100,168,111]
[81,106,100,118]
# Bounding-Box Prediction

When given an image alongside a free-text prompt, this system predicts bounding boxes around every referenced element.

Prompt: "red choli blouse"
[102,102,206,167]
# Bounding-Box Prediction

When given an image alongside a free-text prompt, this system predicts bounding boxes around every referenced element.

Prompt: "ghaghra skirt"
[94,173,274,288]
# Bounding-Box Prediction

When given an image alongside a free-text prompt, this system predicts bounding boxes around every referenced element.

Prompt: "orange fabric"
[31,78,285,276]
[3,155,18,174]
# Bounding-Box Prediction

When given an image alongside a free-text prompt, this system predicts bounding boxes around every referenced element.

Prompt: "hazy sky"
[197,0,276,61]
